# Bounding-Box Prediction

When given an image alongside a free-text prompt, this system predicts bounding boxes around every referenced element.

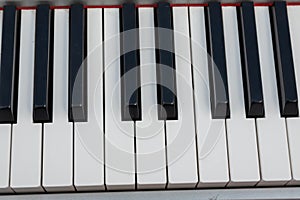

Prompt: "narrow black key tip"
[283,100,299,117]
[70,105,87,122]
[247,101,265,118]
[122,105,141,121]
[158,104,178,120]
[33,106,50,123]
[213,102,230,119]
[0,106,15,123]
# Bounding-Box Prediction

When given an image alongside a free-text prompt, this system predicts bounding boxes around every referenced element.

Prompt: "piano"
[1,1,300,199]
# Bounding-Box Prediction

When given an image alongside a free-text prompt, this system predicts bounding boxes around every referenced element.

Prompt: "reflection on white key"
[286,6,300,185]
[255,7,291,186]
[165,7,198,189]
[104,8,135,190]
[189,7,229,187]
[10,10,43,193]
[43,9,74,192]
[74,8,105,191]
[0,11,13,194]
[136,8,166,190]
[223,7,260,187]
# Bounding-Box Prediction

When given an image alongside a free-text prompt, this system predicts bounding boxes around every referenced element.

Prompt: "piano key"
[120,3,141,121]
[69,4,87,122]
[0,5,20,123]
[205,2,230,119]
[237,2,264,118]
[104,8,135,190]
[43,9,74,192]
[223,7,260,187]
[165,7,198,188]
[10,10,44,192]
[285,6,300,185]
[155,2,178,120]
[190,6,229,188]
[0,10,13,194]
[33,4,53,123]
[269,2,298,117]
[74,8,104,191]
[255,6,291,186]
[136,7,166,189]
[0,125,12,193]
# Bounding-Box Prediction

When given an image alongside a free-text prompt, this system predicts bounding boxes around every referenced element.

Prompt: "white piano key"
[0,10,13,194]
[104,8,135,190]
[0,125,12,193]
[286,6,300,185]
[74,8,105,191]
[136,7,166,190]
[189,7,229,187]
[43,9,74,192]
[165,7,198,189]
[10,10,44,193]
[222,7,260,187]
[255,7,291,186]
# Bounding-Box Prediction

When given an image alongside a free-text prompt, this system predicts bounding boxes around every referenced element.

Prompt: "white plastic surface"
[74,8,105,191]
[10,10,44,193]
[286,6,300,185]
[104,8,135,190]
[165,7,198,189]
[136,8,166,190]
[189,7,229,187]
[42,9,74,192]
[255,7,291,186]
[222,7,260,187]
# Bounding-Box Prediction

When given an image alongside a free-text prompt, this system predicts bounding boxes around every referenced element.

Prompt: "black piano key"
[69,4,87,122]
[269,1,298,117]
[205,2,230,119]
[237,2,265,118]
[33,4,53,123]
[120,3,141,121]
[155,2,178,120]
[0,5,20,123]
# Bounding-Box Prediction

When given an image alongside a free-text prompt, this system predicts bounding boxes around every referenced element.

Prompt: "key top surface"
[0,5,20,123]
[33,4,53,123]
[205,2,230,119]
[269,1,298,117]
[237,2,264,118]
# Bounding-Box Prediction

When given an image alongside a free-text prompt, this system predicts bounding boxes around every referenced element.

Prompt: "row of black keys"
[0,1,297,124]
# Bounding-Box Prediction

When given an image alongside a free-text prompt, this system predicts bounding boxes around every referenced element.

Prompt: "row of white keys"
[287,6,300,185]
[165,7,198,188]
[43,9,74,192]
[104,8,135,190]
[0,10,13,194]
[222,7,260,186]
[10,10,44,193]
[189,7,229,187]
[136,8,166,189]
[255,7,291,186]
[74,8,105,191]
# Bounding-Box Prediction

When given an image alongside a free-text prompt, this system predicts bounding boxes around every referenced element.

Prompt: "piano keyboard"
[1,1,300,198]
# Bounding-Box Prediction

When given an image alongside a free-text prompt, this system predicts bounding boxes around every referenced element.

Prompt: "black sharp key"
[237,2,264,118]
[120,3,141,121]
[269,1,298,117]
[0,5,20,123]
[155,2,178,120]
[205,2,230,119]
[69,4,87,122]
[33,4,53,123]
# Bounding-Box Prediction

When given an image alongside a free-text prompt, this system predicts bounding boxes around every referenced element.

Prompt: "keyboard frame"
[0,188,300,199]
